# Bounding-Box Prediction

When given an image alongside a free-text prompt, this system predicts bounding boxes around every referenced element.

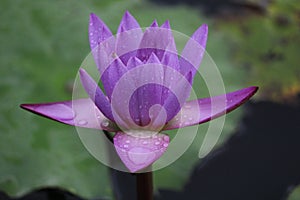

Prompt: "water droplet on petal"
[142,141,148,145]
[185,104,191,109]
[125,140,130,144]
[155,141,160,145]
[78,120,88,125]
[124,144,129,148]
[101,121,109,127]
[163,143,169,148]
[184,121,190,125]
[163,136,169,142]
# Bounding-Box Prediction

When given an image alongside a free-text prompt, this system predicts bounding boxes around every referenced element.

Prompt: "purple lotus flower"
[21,11,258,172]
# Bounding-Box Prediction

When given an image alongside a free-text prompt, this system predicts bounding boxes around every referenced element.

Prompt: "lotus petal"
[180,24,208,76]
[20,99,117,132]
[79,68,114,121]
[164,86,258,130]
[113,132,169,172]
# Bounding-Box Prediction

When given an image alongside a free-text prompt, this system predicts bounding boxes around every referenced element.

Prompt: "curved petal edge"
[164,86,258,130]
[20,99,118,132]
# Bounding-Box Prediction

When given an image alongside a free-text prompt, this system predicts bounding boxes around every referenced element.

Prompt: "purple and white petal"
[20,99,118,132]
[113,132,169,172]
[89,14,115,75]
[89,13,113,50]
[180,24,208,76]
[136,22,177,62]
[150,20,159,27]
[116,11,143,62]
[79,68,114,121]
[117,11,141,34]
[101,57,128,98]
[164,86,258,130]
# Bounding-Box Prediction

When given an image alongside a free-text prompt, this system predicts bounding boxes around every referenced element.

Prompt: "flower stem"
[136,171,153,200]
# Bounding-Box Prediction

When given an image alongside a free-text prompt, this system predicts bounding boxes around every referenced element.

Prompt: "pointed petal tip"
[20,99,117,132]
[241,86,259,99]
[191,23,209,48]
[201,23,208,30]
[20,103,32,111]
[147,52,160,64]
[117,10,141,34]
[79,68,85,75]
[89,13,98,22]
[161,20,171,29]
[164,86,259,130]
[124,10,132,18]
[79,68,89,81]
[150,19,159,27]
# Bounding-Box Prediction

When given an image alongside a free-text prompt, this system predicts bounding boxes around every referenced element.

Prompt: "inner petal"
[129,84,180,127]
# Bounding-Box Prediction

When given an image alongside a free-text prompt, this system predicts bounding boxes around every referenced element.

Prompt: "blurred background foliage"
[0,0,299,199]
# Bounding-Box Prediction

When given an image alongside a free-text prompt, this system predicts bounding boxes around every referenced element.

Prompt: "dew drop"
[102,121,109,127]
[123,144,129,148]
[152,135,158,139]
[78,120,88,125]
[184,121,190,125]
[163,136,169,142]
[185,104,192,109]
[125,140,130,144]
[163,143,169,148]
[155,141,160,145]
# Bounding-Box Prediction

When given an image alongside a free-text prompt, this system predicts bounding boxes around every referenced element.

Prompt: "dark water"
[158,97,300,200]
[2,97,300,200]
[149,0,268,16]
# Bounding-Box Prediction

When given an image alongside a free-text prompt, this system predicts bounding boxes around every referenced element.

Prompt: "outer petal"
[180,24,208,76]
[115,11,143,64]
[89,13,115,75]
[113,132,169,172]
[20,99,118,132]
[117,11,141,34]
[101,57,128,98]
[89,13,113,50]
[164,86,258,130]
[79,68,114,121]
[150,20,159,27]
